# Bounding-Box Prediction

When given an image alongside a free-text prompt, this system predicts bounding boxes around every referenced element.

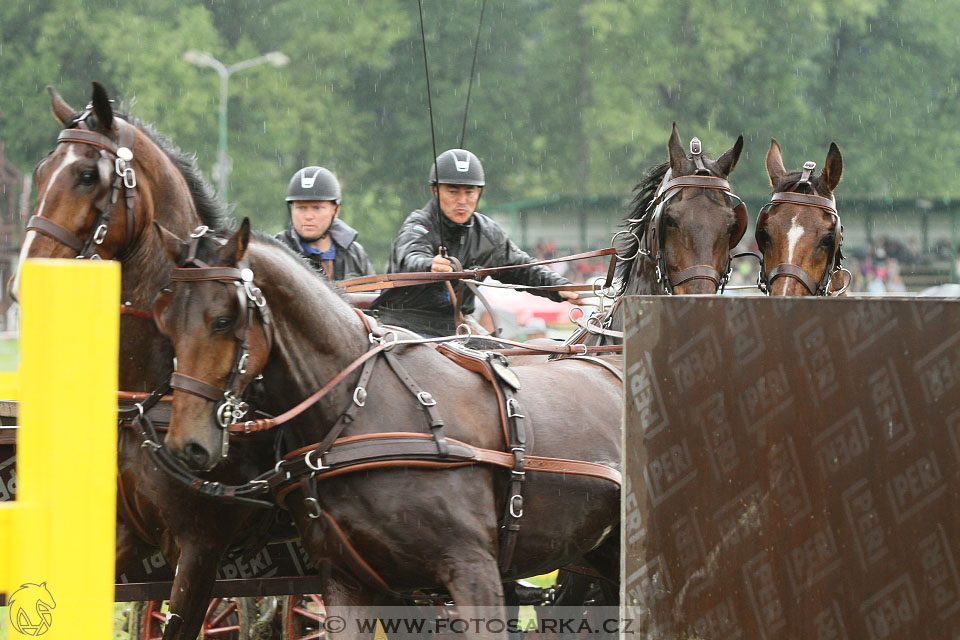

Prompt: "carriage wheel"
[281,593,326,640]
[129,597,255,639]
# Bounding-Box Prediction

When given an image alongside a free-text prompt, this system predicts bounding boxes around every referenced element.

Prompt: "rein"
[620,138,748,295]
[335,247,618,294]
[756,161,849,296]
[26,112,138,259]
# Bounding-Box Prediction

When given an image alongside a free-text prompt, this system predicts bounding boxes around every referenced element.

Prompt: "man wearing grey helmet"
[276,166,375,281]
[372,149,581,337]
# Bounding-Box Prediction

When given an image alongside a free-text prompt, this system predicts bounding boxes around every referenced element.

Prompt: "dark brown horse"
[155,222,622,637]
[756,139,846,296]
[13,83,270,639]
[566,124,745,345]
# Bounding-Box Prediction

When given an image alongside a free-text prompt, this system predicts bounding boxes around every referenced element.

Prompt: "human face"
[433,184,481,224]
[290,200,339,243]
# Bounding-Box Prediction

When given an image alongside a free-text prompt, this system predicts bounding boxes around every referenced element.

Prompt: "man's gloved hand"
[431,254,453,273]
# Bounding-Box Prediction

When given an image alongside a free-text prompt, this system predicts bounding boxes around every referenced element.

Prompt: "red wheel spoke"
[207,599,237,628]
[204,625,240,636]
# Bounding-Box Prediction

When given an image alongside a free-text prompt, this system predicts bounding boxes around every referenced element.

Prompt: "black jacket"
[275,218,375,281]
[371,200,571,336]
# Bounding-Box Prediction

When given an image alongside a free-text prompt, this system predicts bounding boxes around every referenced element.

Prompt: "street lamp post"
[183,49,289,205]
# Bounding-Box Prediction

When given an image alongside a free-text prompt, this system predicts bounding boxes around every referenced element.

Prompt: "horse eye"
[756,228,770,246]
[213,316,234,332]
[662,213,680,229]
[77,169,99,186]
[819,235,835,250]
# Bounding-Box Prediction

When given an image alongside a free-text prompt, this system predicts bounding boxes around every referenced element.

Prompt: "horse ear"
[821,142,843,192]
[152,289,173,337]
[154,222,187,264]
[90,81,114,131]
[667,123,686,176]
[222,218,251,265]
[765,138,788,188]
[716,134,744,177]
[47,86,76,127]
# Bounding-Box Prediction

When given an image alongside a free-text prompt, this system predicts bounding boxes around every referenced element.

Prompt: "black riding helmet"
[428,149,485,187]
[286,166,342,204]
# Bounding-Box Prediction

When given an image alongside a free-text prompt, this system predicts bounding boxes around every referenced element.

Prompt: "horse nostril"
[183,441,213,471]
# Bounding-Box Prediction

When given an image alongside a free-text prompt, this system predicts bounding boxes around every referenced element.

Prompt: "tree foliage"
[1,0,956,266]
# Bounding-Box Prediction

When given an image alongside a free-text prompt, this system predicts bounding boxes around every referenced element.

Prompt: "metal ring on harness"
[455,323,473,339]
[585,314,607,335]
[304,449,328,471]
[509,494,524,518]
[568,306,585,325]
[610,230,642,261]
[353,386,368,407]
[829,268,852,296]
[93,224,108,245]
[304,497,322,519]
[592,278,617,301]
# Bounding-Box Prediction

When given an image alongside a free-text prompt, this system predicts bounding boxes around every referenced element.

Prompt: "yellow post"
[0,259,119,639]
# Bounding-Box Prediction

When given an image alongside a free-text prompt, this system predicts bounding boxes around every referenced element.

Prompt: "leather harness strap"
[27,116,139,258]
[275,434,621,494]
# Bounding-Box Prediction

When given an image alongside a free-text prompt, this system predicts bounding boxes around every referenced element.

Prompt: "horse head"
[154,219,273,471]
[757,139,845,296]
[11,82,200,298]
[618,123,746,296]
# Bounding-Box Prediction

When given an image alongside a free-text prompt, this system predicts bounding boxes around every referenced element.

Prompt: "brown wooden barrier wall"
[623,296,960,639]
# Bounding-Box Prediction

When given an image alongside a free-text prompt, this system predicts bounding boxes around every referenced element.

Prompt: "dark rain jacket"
[371,200,571,336]
[275,218,376,281]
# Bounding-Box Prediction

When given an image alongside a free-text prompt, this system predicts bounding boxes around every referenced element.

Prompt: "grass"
[0,340,17,373]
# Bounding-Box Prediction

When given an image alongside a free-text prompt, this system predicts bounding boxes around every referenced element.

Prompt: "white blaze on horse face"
[12,146,85,298]
[786,213,805,263]
[34,145,82,220]
[10,230,37,299]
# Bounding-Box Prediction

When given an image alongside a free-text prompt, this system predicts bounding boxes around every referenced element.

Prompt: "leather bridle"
[155,228,274,459]
[756,161,848,296]
[618,138,748,294]
[26,110,138,260]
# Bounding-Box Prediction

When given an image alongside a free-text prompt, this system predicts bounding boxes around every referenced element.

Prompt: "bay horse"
[154,221,623,637]
[756,139,846,296]
[568,123,745,344]
[13,83,272,639]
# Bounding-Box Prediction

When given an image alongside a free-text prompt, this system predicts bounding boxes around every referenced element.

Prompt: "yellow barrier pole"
[0,259,119,639]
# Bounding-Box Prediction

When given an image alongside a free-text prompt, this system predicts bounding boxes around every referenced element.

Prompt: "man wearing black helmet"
[276,166,375,281]
[371,149,581,337]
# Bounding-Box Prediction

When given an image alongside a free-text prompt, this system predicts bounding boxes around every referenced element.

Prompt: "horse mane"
[187,230,345,300]
[613,162,670,294]
[69,109,230,233]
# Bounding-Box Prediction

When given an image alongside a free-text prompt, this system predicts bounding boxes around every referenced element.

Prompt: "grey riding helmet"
[285,166,342,204]
[428,149,485,187]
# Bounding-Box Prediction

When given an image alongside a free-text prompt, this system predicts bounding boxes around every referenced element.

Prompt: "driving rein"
[756,161,848,296]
